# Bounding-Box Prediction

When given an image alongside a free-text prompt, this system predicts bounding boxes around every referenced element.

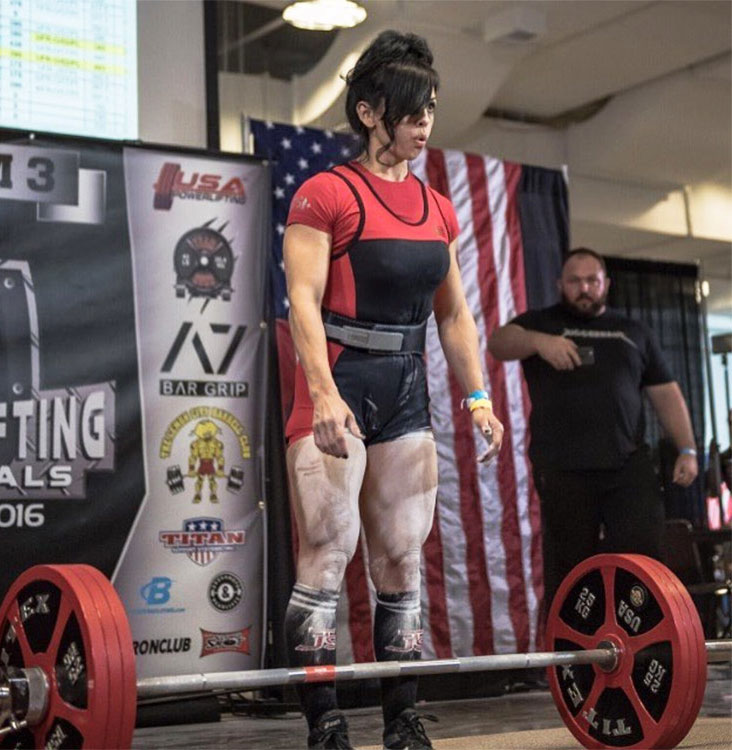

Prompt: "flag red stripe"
[428,149,494,655]
[503,163,527,316]
[426,148,451,198]
[422,149,456,659]
[448,373,495,654]
[467,154,529,652]
[423,502,453,658]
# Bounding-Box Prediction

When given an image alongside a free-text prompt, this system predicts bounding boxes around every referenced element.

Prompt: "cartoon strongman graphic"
[187,419,225,503]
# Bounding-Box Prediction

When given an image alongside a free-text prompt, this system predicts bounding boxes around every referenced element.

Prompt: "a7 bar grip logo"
[160,322,249,399]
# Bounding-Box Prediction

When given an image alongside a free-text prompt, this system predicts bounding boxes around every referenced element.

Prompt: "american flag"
[250,120,359,321]
[251,119,567,661]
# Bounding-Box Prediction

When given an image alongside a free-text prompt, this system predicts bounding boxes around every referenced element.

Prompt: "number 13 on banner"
[0,145,79,205]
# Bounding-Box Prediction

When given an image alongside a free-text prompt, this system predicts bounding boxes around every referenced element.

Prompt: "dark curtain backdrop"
[605,257,706,525]
[518,166,568,309]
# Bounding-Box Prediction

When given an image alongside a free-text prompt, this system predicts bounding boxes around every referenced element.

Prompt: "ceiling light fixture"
[282,0,367,31]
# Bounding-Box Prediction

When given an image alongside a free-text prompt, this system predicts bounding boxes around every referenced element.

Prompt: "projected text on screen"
[0,0,137,140]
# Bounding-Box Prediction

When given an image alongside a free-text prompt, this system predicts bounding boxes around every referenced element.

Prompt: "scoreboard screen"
[0,0,137,139]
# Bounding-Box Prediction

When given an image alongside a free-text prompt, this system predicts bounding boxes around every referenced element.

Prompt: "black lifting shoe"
[383,708,437,749]
[307,709,354,749]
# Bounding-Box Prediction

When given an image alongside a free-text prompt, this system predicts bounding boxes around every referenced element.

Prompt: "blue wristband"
[679,447,697,457]
[467,389,489,401]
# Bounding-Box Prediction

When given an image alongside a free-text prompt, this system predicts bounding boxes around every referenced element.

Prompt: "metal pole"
[137,648,617,699]
[137,640,732,700]
[700,279,718,446]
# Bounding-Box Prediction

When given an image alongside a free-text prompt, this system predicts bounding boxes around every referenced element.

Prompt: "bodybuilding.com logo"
[131,576,185,615]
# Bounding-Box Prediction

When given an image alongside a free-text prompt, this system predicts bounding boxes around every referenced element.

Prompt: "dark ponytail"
[345,30,439,155]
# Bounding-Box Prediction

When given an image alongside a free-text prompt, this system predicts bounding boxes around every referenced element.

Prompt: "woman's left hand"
[471,407,504,463]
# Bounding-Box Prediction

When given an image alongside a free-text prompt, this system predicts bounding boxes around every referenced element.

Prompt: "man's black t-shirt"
[511,304,673,471]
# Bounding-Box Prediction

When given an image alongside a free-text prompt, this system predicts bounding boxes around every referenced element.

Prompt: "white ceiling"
[246,0,732,312]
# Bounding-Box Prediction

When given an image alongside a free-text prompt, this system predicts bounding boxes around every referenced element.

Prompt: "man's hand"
[672,453,698,487]
[312,390,364,458]
[472,407,504,463]
[535,333,582,371]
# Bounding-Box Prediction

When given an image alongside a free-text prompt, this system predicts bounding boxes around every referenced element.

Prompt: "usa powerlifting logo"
[153,163,247,210]
[158,517,246,566]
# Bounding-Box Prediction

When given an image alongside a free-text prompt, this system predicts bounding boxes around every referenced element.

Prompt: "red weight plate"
[39,566,111,750]
[77,565,137,749]
[70,566,123,749]
[629,558,697,749]
[0,565,111,749]
[594,554,696,749]
[643,559,705,748]
[668,581,705,747]
[545,553,696,749]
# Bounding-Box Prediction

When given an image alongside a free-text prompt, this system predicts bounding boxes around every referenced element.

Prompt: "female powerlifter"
[283,30,504,750]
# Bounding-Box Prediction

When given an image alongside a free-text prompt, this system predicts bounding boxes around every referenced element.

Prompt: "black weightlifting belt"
[322,310,427,354]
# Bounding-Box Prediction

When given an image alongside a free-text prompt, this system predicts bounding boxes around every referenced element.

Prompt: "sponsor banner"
[0,140,144,596]
[113,148,269,678]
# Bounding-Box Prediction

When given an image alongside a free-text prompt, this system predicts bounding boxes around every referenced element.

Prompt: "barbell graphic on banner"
[165,464,245,497]
[0,555,730,749]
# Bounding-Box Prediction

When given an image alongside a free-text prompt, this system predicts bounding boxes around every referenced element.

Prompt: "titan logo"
[162,323,246,375]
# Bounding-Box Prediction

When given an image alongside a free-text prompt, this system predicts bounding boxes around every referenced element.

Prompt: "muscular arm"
[645,382,696,450]
[489,323,581,370]
[433,239,503,461]
[488,324,539,361]
[283,223,362,457]
[645,381,698,486]
[432,241,484,395]
[283,224,335,400]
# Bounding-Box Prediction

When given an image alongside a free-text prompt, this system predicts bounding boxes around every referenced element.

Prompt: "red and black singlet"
[285,161,459,445]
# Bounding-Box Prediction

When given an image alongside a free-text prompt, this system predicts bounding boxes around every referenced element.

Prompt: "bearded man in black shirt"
[488,248,698,608]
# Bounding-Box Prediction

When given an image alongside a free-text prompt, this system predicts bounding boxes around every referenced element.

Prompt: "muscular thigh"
[286,433,366,586]
[359,431,438,591]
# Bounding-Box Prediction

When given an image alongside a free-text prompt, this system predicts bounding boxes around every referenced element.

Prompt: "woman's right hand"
[312,389,364,458]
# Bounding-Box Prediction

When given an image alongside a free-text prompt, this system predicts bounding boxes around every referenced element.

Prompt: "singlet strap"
[427,186,452,242]
[328,168,365,259]
[342,163,429,226]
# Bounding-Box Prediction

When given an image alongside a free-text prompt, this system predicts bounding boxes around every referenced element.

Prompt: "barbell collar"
[705,638,732,661]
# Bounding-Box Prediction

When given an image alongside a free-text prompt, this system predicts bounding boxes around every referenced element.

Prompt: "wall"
[137,0,207,149]
[219,72,293,153]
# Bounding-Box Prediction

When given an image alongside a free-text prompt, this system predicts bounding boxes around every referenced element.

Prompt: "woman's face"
[366,89,437,163]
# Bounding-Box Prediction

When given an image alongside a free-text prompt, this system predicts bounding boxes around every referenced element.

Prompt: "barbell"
[0,554,730,749]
